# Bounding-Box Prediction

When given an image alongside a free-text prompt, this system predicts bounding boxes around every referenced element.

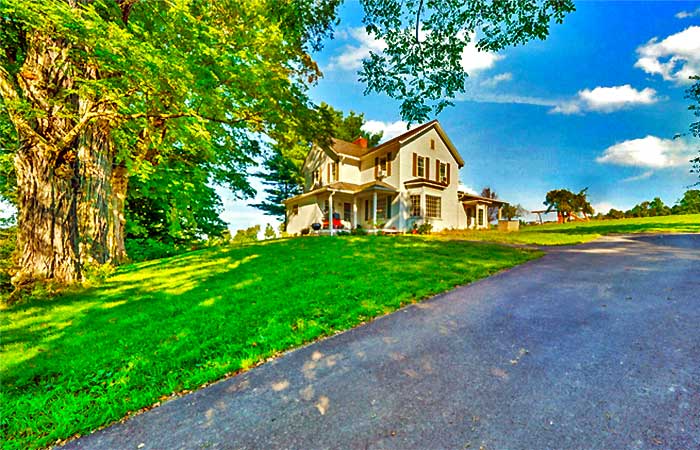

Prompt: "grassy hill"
[1,236,538,449]
[439,214,700,245]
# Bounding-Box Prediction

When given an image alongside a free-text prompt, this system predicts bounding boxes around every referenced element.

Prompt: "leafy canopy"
[544,188,593,218]
[359,0,575,122]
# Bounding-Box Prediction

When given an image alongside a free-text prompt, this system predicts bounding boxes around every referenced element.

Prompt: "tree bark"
[7,32,127,285]
[14,141,82,284]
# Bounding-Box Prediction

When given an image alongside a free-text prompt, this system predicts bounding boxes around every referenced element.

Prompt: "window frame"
[410,195,421,217]
[417,156,425,178]
[425,195,441,219]
[439,162,447,184]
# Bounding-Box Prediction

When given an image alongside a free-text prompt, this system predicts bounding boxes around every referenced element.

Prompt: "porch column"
[372,191,377,227]
[329,191,334,235]
[352,198,358,228]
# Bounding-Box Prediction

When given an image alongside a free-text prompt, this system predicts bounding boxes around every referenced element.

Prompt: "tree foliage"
[253,104,383,227]
[480,186,499,222]
[544,188,593,222]
[359,0,575,122]
[320,102,383,146]
[232,225,260,244]
[674,189,700,214]
[1,0,574,284]
[0,0,340,283]
[501,203,527,220]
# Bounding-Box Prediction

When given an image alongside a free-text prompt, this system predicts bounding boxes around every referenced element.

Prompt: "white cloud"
[460,33,503,74]
[596,135,696,169]
[550,85,659,114]
[362,120,421,142]
[457,183,478,195]
[455,91,556,107]
[327,27,386,71]
[675,8,700,19]
[479,72,513,88]
[635,26,700,84]
[622,170,654,182]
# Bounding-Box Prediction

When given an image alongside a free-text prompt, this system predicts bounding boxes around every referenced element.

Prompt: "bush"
[125,238,186,261]
[300,227,310,236]
[417,222,433,234]
[351,225,368,236]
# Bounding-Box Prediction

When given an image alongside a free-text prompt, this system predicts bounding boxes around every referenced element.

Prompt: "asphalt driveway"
[65,234,700,450]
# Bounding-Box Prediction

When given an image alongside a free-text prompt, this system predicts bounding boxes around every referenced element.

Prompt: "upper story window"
[417,156,425,177]
[430,139,435,150]
[328,162,338,182]
[439,162,447,184]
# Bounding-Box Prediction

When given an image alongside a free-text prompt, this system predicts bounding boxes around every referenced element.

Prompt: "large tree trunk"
[9,32,127,285]
[13,142,82,284]
[76,118,127,266]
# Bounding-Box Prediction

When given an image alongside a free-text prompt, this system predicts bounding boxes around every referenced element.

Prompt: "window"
[292,204,299,215]
[417,156,425,177]
[426,195,441,219]
[376,197,386,220]
[379,157,387,174]
[323,200,329,219]
[430,139,435,150]
[385,196,392,219]
[343,202,352,222]
[439,162,447,184]
[329,162,338,182]
[313,168,322,186]
[410,195,421,217]
[478,208,484,226]
[365,199,369,221]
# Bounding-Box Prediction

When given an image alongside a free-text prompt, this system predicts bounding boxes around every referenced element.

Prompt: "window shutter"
[327,163,330,183]
[335,162,339,180]
[446,163,451,185]
[412,153,417,176]
[374,157,379,178]
[425,157,430,180]
[387,152,392,176]
[436,159,440,182]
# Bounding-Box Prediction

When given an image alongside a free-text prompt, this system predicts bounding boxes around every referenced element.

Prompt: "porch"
[285,181,400,235]
[458,192,507,229]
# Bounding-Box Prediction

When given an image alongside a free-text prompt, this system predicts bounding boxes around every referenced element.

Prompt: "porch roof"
[283,180,398,204]
[458,192,508,206]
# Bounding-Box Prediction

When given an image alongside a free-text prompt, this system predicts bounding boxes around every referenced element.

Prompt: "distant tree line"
[597,190,700,219]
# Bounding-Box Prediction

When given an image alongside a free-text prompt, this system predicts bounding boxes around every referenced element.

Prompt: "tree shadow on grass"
[1,236,537,450]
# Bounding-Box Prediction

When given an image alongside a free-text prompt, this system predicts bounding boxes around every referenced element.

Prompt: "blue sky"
[221,0,700,232]
[3,1,699,229]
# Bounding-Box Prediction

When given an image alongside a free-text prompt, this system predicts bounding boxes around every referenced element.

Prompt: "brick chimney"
[353,136,368,148]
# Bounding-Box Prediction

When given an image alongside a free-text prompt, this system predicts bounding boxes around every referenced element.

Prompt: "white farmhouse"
[284,120,504,234]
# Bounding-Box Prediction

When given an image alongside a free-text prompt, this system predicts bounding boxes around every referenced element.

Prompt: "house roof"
[364,120,465,168]
[304,120,465,170]
[331,138,365,158]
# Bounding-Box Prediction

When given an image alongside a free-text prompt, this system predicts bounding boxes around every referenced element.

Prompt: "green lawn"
[438,214,700,246]
[0,236,538,449]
